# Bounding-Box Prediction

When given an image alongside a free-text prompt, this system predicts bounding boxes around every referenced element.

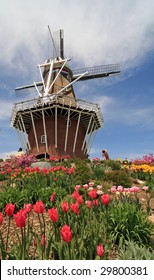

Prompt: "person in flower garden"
[102,149,110,160]
[17,147,24,157]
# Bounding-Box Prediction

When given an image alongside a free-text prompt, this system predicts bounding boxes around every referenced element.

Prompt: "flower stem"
[6,217,11,251]
[68,242,71,259]
[105,205,108,240]
[21,227,24,259]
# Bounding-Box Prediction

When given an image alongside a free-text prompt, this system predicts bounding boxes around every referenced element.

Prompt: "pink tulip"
[142,186,149,191]
[97,185,102,190]
[85,200,92,209]
[117,186,123,192]
[130,186,140,192]
[89,182,94,187]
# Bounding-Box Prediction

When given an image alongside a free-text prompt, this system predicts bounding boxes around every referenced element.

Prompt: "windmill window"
[65,118,71,127]
[41,135,47,143]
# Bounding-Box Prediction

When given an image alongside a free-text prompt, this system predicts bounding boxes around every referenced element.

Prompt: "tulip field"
[0,154,154,260]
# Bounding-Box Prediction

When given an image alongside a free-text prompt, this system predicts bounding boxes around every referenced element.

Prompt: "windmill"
[10,28,120,159]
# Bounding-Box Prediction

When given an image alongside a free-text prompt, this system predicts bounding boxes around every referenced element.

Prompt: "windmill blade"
[15,63,120,96]
[15,82,43,91]
[15,82,43,97]
[72,64,120,81]
[53,29,64,59]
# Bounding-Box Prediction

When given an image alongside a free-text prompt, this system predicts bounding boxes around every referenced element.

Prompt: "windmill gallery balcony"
[10,94,103,158]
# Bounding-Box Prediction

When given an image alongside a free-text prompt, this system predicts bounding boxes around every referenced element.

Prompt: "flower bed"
[0,154,154,260]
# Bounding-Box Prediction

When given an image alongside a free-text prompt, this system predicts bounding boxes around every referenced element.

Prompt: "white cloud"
[90,147,102,156]
[92,95,114,108]
[0,100,13,120]
[0,0,154,160]
[0,0,153,73]
[92,95,154,129]
[0,151,17,160]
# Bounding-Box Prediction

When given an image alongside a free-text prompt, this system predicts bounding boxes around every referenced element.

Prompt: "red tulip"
[40,234,45,246]
[60,224,72,243]
[33,200,44,214]
[0,212,3,225]
[101,194,110,205]
[7,168,12,173]
[96,244,104,257]
[14,210,27,228]
[67,168,74,175]
[5,203,15,216]
[61,201,69,213]
[85,200,92,209]
[61,166,67,172]
[24,203,32,213]
[50,192,56,202]
[88,189,97,199]
[93,199,99,206]
[48,208,58,222]
[70,202,80,215]
[33,239,37,247]
[76,195,83,205]
[71,191,80,199]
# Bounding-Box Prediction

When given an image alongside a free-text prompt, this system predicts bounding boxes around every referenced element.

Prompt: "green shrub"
[0,173,5,181]
[101,160,121,171]
[144,174,154,191]
[0,186,29,211]
[73,159,92,184]
[101,181,112,193]
[105,170,132,188]
[117,240,154,260]
[91,164,106,181]
[108,198,153,247]
[131,170,149,181]
[0,169,75,211]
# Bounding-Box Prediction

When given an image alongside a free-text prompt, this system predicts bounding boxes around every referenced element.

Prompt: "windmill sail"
[53,29,64,59]
[15,64,120,93]
[72,64,120,81]
[15,28,120,94]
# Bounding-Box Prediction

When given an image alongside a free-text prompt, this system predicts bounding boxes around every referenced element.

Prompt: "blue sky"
[0,0,154,160]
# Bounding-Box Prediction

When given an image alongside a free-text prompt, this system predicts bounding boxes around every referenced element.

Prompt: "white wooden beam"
[20,114,31,150]
[81,115,93,151]
[30,111,39,153]
[42,109,48,152]
[45,59,53,96]
[84,121,95,154]
[38,64,46,95]
[16,127,24,151]
[87,128,97,155]
[57,71,88,95]
[64,109,70,152]
[73,112,81,153]
[34,81,41,97]
[48,58,70,93]
[55,106,58,148]
[17,120,27,151]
